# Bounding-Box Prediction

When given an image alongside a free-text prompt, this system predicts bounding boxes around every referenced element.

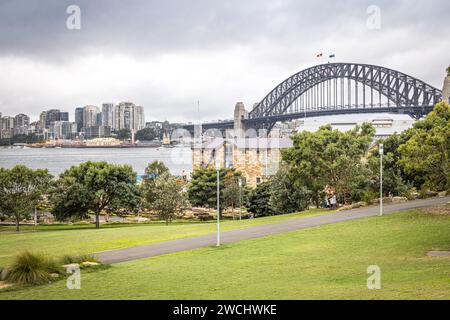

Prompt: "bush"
[362,191,378,204]
[5,251,61,285]
[61,254,99,265]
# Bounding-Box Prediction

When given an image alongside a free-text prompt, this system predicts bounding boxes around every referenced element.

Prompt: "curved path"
[95,196,450,264]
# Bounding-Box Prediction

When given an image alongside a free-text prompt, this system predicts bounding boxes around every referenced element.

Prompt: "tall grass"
[5,251,61,285]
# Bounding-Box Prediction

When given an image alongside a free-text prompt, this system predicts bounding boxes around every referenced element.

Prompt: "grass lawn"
[0,208,331,266]
[1,209,449,299]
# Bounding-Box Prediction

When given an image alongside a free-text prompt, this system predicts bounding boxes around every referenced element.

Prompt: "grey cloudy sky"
[0,0,448,122]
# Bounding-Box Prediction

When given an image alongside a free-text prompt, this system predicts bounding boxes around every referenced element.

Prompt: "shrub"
[5,251,60,285]
[362,191,378,204]
[61,254,99,265]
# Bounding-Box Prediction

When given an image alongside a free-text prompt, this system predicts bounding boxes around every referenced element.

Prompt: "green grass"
[0,209,331,266]
[1,209,449,299]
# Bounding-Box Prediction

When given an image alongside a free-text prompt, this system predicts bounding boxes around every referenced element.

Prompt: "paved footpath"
[95,196,450,264]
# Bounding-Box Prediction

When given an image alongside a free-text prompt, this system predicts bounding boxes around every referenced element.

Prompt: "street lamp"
[238,178,243,221]
[379,143,384,217]
[216,159,221,246]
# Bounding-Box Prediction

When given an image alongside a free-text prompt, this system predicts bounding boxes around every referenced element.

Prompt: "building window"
[256,177,261,184]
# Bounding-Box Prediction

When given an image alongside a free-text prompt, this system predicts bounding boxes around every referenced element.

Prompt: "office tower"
[13,113,30,135]
[75,107,84,132]
[82,105,100,130]
[114,102,145,132]
[40,109,69,129]
[102,103,115,130]
[51,121,77,140]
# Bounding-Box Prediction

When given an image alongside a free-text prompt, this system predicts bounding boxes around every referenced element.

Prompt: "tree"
[283,123,375,206]
[367,134,410,197]
[270,165,311,214]
[144,161,170,180]
[398,102,450,191]
[51,161,141,228]
[0,165,52,231]
[136,127,157,141]
[116,129,131,140]
[447,66,450,77]
[187,167,242,212]
[222,172,242,217]
[246,181,274,217]
[142,161,170,207]
[148,173,189,225]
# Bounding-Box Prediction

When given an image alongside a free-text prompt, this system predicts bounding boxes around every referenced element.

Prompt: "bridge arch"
[249,63,442,123]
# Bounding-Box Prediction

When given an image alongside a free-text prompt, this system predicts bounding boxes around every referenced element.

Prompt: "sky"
[0,0,448,123]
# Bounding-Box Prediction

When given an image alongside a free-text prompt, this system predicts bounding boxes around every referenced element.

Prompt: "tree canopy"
[283,123,375,205]
[0,165,52,231]
[136,127,158,141]
[51,161,141,228]
[398,102,450,191]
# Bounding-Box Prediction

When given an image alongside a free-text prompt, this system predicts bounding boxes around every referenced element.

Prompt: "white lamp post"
[216,159,221,246]
[238,178,243,221]
[379,143,384,217]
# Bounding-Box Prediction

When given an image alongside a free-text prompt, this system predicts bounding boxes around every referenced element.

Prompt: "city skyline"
[0,0,448,123]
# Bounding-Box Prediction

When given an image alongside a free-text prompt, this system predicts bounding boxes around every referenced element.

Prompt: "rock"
[352,202,368,209]
[427,191,439,197]
[337,205,353,212]
[438,191,448,198]
[50,273,60,278]
[392,196,408,204]
[63,263,80,269]
[80,261,100,267]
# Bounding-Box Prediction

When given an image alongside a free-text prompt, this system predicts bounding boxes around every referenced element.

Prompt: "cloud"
[0,0,449,122]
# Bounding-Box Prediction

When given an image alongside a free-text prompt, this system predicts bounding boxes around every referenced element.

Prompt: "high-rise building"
[114,102,145,132]
[82,105,100,130]
[102,103,115,129]
[13,113,30,135]
[85,125,111,139]
[75,107,84,132]
[40,109,69,129]
[51,121,77,140]
[0,116,14,139]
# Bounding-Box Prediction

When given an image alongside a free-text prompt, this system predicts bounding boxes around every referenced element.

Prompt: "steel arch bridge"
[185,62,442,133]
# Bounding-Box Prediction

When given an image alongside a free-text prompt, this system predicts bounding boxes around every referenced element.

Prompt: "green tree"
[142,161,170,207]
[398,102,450,191]
[136,127,157,141]
[222,172,243,217]
[270,165,311,214]
[283,123,375,205]
[187,167,242,212]
[51,161,141,228]
[447,66,450,77]
[367,134,410,197]
[0,165,52,231]
[115,129,131,140]
[149,173,189,225]
[246,181,273,217]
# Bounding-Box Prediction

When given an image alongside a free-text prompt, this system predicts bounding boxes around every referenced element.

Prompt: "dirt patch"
[420,204,450,215]
[427,251,450,257]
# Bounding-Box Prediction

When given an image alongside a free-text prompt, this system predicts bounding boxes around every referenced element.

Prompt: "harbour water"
[0,147,193,176]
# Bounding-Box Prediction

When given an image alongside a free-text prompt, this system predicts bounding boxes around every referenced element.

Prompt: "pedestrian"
[330,194,337,209]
